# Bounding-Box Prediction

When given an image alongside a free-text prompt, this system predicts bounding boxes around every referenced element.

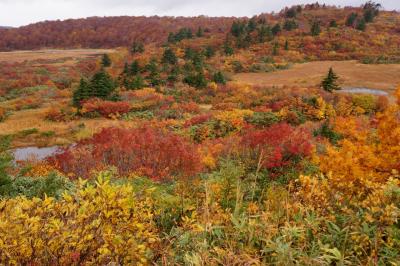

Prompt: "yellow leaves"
[0,173,159,264]
[215,109,254,131]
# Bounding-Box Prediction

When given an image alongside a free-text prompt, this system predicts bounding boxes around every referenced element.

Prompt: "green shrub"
[246,112,280,127]
[17,128,39,137]
[0,173,74,199]
[352,94,377,113]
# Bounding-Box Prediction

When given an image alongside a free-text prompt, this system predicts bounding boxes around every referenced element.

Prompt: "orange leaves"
[0,107,5,122]
[317,97,400,199]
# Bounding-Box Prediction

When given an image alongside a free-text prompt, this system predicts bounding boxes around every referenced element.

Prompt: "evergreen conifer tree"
[272,23,281,36]
[162,48,178,65]
[356,18,367,31]
[310,21,321,36]
[90,70,116,99]
[213,71,226,84]
[321,67,341,92]
[73,78,91,108]
[101,54,112,67]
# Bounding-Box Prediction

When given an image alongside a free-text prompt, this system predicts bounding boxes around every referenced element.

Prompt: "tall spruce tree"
[90,70,116,99]
[73,78,91,108]
[321,67,341,92]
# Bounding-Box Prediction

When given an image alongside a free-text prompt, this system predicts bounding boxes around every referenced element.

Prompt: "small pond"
[13,146,61,161]
[339,87,389,96]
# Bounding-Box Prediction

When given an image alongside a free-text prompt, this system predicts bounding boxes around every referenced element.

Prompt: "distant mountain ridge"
[0,16,235,51]
[0,3,399,51]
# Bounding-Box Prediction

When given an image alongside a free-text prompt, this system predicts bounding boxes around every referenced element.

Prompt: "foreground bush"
[0,173,73,199]
[52,126,203,180]
[0,174,159,265]
[241,123,313,170]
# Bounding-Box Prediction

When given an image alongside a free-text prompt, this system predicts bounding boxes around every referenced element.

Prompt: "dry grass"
[0,49,115,63]
[233,61,400,91]
[0,107,136,148]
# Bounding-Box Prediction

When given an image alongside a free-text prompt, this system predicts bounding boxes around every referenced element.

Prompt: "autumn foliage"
[241,123,313,169]
[51,126,202,180]
[0,175,159,264]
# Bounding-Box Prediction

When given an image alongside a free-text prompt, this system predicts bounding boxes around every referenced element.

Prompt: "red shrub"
[240,123,313,169]
[184,114,212,128]
[82,99,131,118]
[51,126,203,181]
[175,102,201,114]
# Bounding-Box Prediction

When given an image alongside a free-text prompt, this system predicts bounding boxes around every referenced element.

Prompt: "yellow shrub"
[215,109,254,130]
[0,174,159,265]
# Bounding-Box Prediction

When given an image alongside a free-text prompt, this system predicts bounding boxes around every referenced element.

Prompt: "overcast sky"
[0,0,398,27]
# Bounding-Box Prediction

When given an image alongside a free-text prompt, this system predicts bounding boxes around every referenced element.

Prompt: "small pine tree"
[162,48,178,65]
[183,71,208,89]
[272,23,281,36]
[284,40,289,50]
[130,60,141,75]
[122,62,129,75]
[356,18,367,31]
[321,67,341,92]
[346,12,358,27]
[213,71,226,84]
[257,25,272,43]
[131,41,144,54]
[310,21,321,36]
[223,41,234,56]
[329,20,338,28]
[127,75,144,90]
[247,17,257,32]
[196,27,204,37]
[101,54,111,67]
[283,19,298,31]
[204,46,215,58]
[272,42,279,56]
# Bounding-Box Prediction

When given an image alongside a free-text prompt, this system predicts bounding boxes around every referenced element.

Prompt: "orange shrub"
[0,107,5,122]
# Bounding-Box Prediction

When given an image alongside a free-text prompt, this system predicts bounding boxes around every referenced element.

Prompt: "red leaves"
[51,126,202,181]
[82,99,131,118]
[184,114,212,128]
[240,123,313,169]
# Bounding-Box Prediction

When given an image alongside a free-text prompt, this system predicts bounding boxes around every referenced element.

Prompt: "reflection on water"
[339,88,389,96]
[13,146,61,161]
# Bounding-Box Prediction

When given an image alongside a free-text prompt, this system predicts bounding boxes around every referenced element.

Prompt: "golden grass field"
[0,49,115,63]
[234,60,400,91]
[0,106,136,148]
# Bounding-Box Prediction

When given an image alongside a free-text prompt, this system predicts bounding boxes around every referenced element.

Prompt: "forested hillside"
[0,2,399,53]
